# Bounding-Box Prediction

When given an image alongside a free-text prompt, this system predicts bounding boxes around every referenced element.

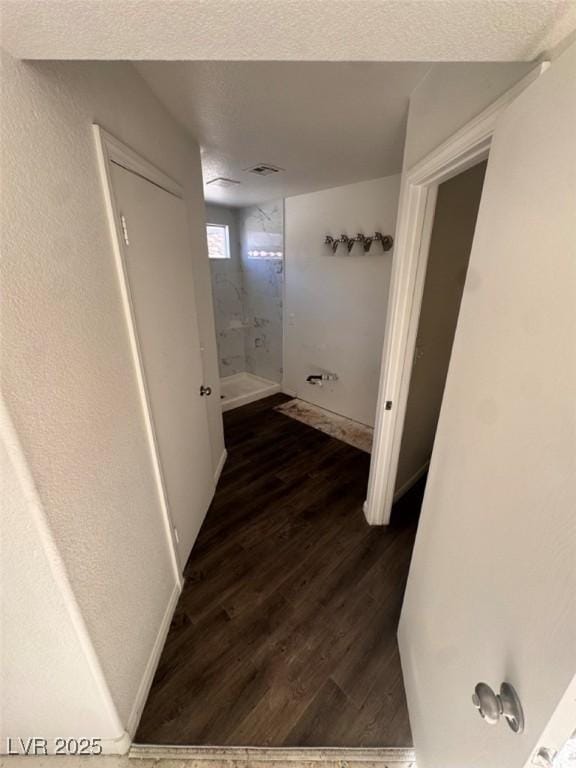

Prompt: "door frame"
[364,64,547,525]
[93,124,183,586]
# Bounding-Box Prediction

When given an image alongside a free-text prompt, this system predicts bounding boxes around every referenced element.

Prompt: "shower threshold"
[219,372,281,411]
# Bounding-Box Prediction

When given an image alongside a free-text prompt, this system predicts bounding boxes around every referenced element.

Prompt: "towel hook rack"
[324,232,393,254]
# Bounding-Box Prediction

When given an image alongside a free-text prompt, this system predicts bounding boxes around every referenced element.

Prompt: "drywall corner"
[403,62,536,169]
[0,401,124,749]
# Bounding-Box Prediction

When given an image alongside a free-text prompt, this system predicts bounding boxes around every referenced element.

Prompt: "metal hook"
[340,235,355,253]
[324,235,339,253]
[374,232,394,251]
[362,236,374,253]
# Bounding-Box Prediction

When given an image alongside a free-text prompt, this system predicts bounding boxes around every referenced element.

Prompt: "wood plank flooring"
[135,394,423,747]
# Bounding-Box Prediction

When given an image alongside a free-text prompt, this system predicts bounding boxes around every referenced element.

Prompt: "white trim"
[393,460,430,503]
[129,745,416,765]
[524,673,576,768]
[98,128,183,198]
[214,448,228,486]
[126,582,182,737]
[100,731,132,755]
[93,124,183,585]
[364,64,547,526]
[281,198,288,397]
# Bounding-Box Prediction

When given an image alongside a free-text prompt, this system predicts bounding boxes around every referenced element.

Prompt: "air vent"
[206,177,241,188]
[245,163,284,176]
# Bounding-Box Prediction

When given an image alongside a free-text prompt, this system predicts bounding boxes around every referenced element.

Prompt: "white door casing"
[365,65,546,527]
[398,42,576,768]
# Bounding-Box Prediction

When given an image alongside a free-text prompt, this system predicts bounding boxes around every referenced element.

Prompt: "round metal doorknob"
[200,385,212,396]
[472,682,525,734]
[472,683,501,725]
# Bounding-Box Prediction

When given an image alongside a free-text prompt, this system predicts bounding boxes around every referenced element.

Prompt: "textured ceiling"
[3,0,574,206]
[136,61,431,205]
[2,0,576,61]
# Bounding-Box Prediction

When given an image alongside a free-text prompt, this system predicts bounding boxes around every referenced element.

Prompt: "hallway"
[136,394,421,746]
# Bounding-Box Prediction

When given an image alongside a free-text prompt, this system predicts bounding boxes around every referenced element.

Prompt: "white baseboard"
[102,730,132,755]
[214,448,228,486]
[363,460,429,525]
[129,745,416,765]
[126,581,181,738]
[393,461,430,503]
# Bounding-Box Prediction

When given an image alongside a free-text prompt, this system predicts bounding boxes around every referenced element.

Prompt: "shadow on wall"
[207,201,284,384]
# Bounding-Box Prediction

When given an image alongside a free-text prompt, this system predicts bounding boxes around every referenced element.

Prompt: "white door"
[399,43,576,768]
[110,162,214,567]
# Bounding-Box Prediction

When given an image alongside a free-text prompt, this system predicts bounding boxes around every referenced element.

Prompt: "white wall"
[1,50,223,747]
[403,63,534,170]
[395,162,486,493]
[284,176,400,426]
[1,407,124,749]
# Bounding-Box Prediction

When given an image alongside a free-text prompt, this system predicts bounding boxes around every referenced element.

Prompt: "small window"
[206,223,230,259]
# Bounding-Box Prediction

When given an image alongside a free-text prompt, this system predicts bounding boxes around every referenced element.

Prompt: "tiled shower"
[206,200,284,410]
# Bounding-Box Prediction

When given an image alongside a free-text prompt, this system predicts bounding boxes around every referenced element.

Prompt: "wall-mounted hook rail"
[323,232,394,254]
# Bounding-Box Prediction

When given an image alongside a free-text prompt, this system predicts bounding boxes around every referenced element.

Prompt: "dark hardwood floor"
[135,394,423,747]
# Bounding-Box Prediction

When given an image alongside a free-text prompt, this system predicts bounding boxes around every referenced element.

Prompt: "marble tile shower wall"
[207,201,284,383]
[238,201,284,383]
[206,204,246,377]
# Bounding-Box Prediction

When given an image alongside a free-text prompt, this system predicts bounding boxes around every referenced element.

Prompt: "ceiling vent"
[206,177,241,188]
[245,163,284,176]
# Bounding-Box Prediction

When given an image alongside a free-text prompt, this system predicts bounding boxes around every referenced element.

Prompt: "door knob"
[199,385,212,397]
[472,682,524,734]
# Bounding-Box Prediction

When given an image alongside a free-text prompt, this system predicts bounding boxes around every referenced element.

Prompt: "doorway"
[205,201,284,411]
[394,161,487,498]
[131,163,488,754]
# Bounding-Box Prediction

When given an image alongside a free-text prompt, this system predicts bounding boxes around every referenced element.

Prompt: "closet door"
[110,161,214,567]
